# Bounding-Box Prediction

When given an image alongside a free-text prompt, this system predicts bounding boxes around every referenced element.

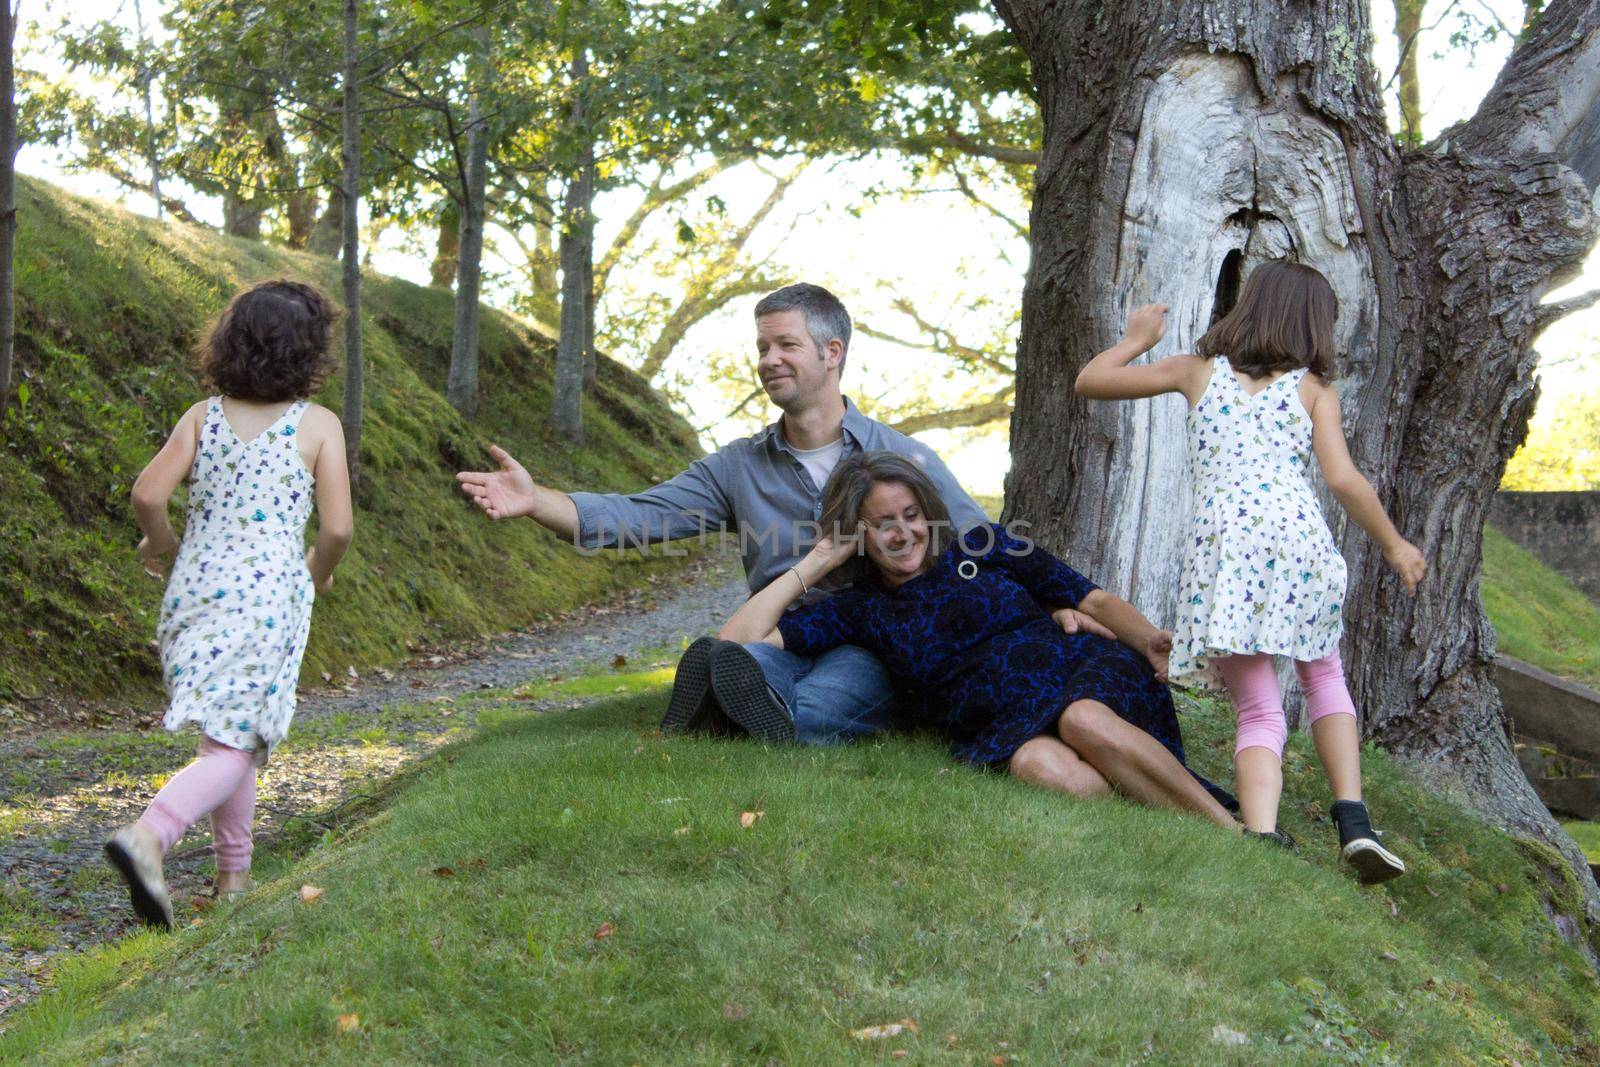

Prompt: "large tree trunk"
[285,188,318,249]
[339,0,363,486]
[222,189,263,240]
[310,187,344,257]
[446,90,489,418]
[992,0,1600,933]
[549,51,592,443]
[0,0,13,408]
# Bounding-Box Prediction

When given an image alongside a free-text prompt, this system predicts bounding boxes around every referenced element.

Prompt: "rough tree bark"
[991,0,1600,932]
[549,50,593,443]
[0,0,14,409]
[310,188,344,257]
[338,0,363,485]
[430,201,459,288]
[285,188,318,249]
[446,86,489,418]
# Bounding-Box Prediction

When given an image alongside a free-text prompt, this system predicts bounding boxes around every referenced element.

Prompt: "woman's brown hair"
[818,451,954,585]
[199,280,339,402]
[1195,260,1337,379]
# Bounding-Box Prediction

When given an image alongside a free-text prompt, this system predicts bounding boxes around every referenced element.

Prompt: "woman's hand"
[137,534,177,578]
[1383,539,1426,596]
[1051,606,1116,641]
[806,527,862,575]
[1143,630,1174,683]
[1123,303,1168,351]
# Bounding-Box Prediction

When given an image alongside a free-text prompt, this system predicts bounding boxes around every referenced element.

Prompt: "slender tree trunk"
[430,201,459,288]
[446,88,489,418]
[0,0,14,409]
[530,207,558,293]
[1392,0,1426,144]
[339,0,363,484]
[549,51,592,442]
[310,187,344,256]
[581,231,596,392]
[991,0,1600,933]
[132,0,162,220]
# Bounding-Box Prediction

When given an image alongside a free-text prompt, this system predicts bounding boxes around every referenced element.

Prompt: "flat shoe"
[709,642,796,744]
[661,636,725,734]
[105,825,174,929]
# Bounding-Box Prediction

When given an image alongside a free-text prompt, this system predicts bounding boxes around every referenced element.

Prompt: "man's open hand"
[456,445,537,521]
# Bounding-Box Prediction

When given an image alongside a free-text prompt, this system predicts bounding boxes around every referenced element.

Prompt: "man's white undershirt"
[790,435,847,494]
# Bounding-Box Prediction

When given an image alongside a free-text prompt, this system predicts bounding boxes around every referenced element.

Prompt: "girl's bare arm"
[1075,304,1211,404]
[130,403,204,574]
[1306,381,1426,594]
[305,406,355,593]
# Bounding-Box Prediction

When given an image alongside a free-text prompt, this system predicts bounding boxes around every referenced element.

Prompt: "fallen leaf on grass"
[321,672,333,683]
[850,1018,918,1040]
[432,866,455,878]
[1379,951,1398,961]
[892,1052,908,1060]
[1210,1024,1249,1046]
[190,895,213,912]
[722,1002,748,1022]
[593,922,617,940]
[337,1013,360,1034]
[346,665,359,680]
[739,811,764,829]
[946,1033,959,1047]
[1388,899,1400,918]
[299,884,325,903]
[673,827,691,836]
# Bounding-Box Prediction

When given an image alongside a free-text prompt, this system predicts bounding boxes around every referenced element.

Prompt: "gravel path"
[0,554,747,1019]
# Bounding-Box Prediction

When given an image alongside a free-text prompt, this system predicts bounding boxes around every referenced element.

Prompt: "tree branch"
[888,392,1015,435]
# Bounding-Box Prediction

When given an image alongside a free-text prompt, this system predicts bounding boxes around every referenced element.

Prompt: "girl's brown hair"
[818,450,953,585]
[1195,260,1337,378]
[199,280,339,402]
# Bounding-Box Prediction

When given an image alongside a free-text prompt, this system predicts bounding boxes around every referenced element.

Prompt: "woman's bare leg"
[1056,700,1236,828]
[1007,735,1112,797]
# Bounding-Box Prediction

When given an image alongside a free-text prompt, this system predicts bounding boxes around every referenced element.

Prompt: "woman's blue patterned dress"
[777,524,1232,807]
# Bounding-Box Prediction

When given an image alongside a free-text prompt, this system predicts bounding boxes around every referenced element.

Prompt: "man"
[456,282,1111,752]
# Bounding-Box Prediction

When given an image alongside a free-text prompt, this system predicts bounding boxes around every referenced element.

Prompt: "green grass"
[0,175,706,702]
[4,685,1598,1063]
[1481,526,1600,688]
[1562,822,1600,864]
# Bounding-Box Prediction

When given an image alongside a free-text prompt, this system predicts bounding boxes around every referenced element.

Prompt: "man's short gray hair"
[754,282,851,377]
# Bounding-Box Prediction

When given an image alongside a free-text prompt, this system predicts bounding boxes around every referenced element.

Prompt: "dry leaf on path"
[739,811,764,829]
[299,884,325,903]
[849,1018,918,1040]
[593,921,618,940]
[612,654,628,668]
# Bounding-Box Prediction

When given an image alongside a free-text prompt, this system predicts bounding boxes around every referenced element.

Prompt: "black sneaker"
[1331,800,1405,884]
[709,641,796,744]
[661,637,727,735]
[1243,827,1297,849]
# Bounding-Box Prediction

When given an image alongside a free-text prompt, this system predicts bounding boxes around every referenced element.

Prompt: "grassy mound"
[0,176,704,703]
[1481,526,1600,688]
[4,676,1596,1063]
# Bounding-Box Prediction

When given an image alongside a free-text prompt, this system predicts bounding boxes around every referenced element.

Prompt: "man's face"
[755,310,841,411]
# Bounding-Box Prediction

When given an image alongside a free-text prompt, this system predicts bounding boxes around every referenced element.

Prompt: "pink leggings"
[1217,650,1357,759]
[136,735,258,872]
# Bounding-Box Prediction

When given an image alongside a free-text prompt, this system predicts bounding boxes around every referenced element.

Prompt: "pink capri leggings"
[1217,650,1357,759]
[136,735,258,872]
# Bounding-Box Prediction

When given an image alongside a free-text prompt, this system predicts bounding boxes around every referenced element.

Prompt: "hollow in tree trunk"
[990,0,1600,937]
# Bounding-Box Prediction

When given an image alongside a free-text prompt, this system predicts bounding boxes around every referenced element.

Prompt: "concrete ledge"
[1497,655,1600,762]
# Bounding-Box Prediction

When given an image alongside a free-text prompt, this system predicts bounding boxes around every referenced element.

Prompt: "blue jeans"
[740,642,896,745]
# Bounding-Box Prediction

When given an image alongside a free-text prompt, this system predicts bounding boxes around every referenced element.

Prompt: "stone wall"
[1490,491,1600,604]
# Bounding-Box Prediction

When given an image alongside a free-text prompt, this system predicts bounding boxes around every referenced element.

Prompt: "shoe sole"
[105,838,173,929]
[1343,838,1406,884]
[709,643,796,744]
[662,637,719,734]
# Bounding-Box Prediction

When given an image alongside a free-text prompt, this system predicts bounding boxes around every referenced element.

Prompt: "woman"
[715,451,1236,825]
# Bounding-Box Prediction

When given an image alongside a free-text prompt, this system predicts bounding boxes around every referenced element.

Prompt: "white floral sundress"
[158,397,316,758]
[1168,357,1346,690]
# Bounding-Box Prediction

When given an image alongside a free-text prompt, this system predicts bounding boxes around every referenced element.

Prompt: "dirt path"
[0,554,748,1017]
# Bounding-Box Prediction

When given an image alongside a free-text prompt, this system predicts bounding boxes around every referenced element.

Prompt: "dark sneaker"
[105,825,174,929]
[709,641,796,744]
[661,637,727,735]
[1243,827,1297,849]
[1331,800,1405,884]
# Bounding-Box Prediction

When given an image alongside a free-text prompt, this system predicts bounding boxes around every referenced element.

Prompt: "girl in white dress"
[105,281,354,927]
[1076,261,1425,883]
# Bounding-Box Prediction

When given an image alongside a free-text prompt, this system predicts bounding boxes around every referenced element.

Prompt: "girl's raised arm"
[131,402,205,576]
[1306,381,1426,595]
[306,407,355,594]
[1075,303,1209,403]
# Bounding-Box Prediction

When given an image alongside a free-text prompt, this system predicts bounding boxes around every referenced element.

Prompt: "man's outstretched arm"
[456,445,580,539]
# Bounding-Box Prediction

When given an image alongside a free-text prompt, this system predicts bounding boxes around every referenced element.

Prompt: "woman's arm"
[1078,589,1172,681]
[131,402,204,576]
[717,534,858,646]
[306,407,355,594]
[1074,304,1209,404]
[1306,382,1426,595]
